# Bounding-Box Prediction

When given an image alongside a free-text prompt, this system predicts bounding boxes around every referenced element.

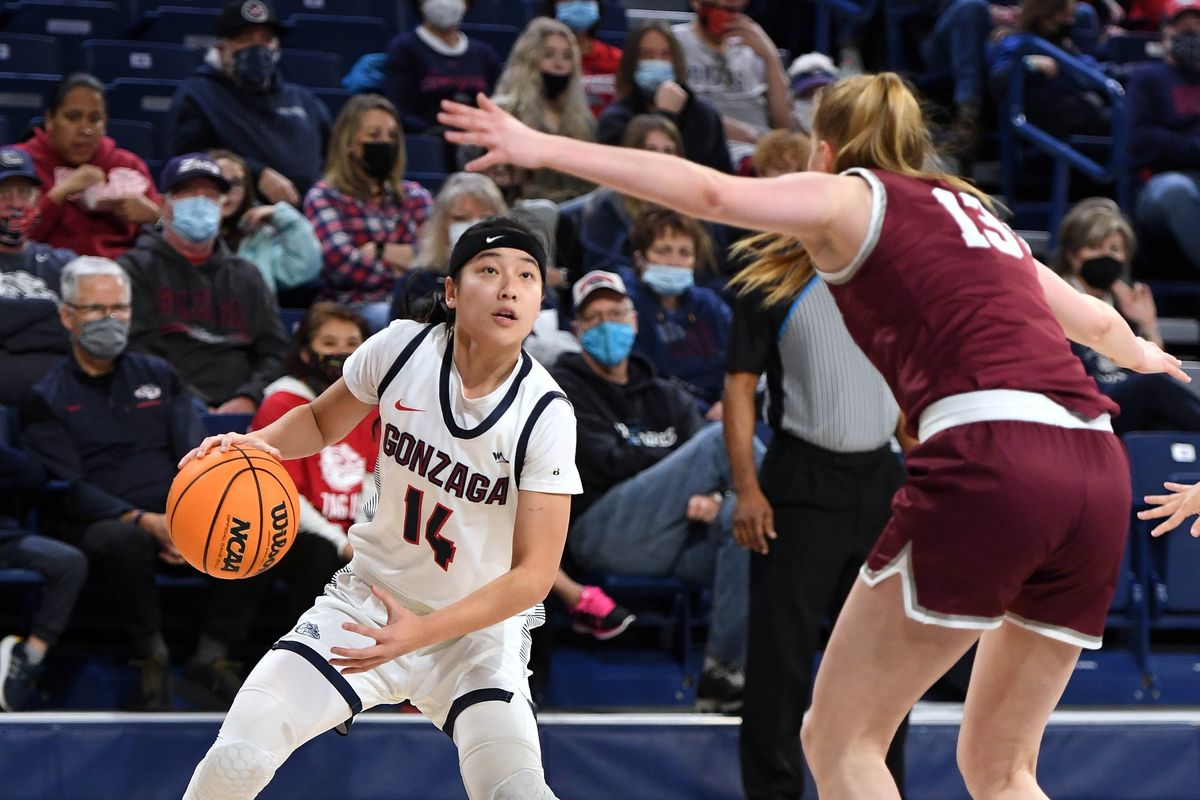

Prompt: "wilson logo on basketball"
[259,502,291,572]
[221,517,251,573]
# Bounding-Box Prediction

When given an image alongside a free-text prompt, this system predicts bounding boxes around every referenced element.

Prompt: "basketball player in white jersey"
[177,217,581,800]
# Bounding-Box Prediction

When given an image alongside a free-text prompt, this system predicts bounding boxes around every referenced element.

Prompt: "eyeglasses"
[66,302,132,320]
[577,308,633,327]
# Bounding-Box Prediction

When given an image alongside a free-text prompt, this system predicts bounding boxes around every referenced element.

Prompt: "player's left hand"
[330,585,426,673]
[178,432,282,468]
[1139,481,1200,537]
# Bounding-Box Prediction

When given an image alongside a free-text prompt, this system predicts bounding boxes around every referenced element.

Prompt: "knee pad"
[182,737,277,800]
[493,769,558,800]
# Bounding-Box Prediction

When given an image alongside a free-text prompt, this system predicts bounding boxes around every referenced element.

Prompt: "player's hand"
[439,94,548,172]
[1122,337,1189,383]
[178,432,282,468]
[330,585,426,673]
[1139,481,1200,537]
[733,487,776,555]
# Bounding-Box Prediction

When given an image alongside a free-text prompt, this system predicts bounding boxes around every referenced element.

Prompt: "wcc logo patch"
[294,621,320,640]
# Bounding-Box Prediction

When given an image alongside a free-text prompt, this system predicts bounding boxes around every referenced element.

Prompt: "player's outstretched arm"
[329,490,571,671]
[1139,482,1200,537]
[1035,261,1189,383]
[179,380,374,467]
[438,95,858,246]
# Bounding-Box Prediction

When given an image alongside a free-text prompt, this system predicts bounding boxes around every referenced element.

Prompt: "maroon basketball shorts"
[862,420,1130,649]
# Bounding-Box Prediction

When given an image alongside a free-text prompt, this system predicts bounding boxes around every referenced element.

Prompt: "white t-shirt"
[341,320,581,611]
[673,21,770,135]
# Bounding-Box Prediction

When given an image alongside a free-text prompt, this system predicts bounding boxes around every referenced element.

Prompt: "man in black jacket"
[119,153,288,415]
[551,270,761,711]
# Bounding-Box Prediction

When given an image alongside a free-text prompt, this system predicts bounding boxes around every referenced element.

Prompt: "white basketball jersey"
[341,320,582,611]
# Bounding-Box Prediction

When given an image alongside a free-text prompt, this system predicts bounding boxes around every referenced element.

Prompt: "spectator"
[623,208,730,414]
[543,0,624,116]
[0,444,88,711]
[167,0,332,205]
[414,171,509,270]
[672,1,796,159]
[0,147,77,403]
[1054,198,1200,432]
[20,257,199,710]
[16,74,161,259]
[493,17,597,202]
[120,153,289,414]
[787,52,838,133]
[210,149,321,295]
[304,95,432,332]
[1128,0,1200,273]
[552,270,761,712]
[916,0,1000,155]
[598,22,733,173]
[752,128,811,177]
[384,0,502,136]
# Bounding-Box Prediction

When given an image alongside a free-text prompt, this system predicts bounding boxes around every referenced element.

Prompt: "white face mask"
[423,0,466,30]
[448,218,483,251]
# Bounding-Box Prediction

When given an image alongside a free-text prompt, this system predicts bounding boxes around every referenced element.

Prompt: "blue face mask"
[641,263,694,296]
[233,44,278,90]
[556,0,600,32]
[580,321,636,367]
[634,60,676,95]
[169,195,222,244]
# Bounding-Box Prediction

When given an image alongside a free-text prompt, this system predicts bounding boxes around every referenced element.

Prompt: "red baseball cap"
[1165,0,1200,23]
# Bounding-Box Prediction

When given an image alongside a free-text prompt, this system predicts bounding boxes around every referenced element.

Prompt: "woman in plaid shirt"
[304,94,433,331]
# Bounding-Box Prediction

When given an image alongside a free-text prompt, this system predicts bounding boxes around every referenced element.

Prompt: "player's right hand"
[178,433,282,469]
[733,487,777,555]
[1126,337,1189,383]
[1139,481,1200,537]
[439,94,546,172]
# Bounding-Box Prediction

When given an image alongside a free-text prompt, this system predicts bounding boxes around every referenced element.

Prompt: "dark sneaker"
[0,635,42,711]
[570,586,635,641]
[127,655,170,712]
[695,659,744,715]
[178,658,244,711]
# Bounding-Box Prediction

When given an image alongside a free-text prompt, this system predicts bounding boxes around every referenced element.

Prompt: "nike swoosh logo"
[394,400,424,413]
[485,235,502,243]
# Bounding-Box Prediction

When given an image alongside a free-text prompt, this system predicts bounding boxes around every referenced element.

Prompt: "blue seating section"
[83,39,200,81]
[0,31,61,74]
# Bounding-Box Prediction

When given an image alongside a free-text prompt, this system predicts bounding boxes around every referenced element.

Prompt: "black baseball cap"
[160,153,232,194]
[217,0,286,38]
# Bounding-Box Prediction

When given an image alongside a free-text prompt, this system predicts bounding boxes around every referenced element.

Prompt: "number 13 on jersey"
[932,187,1028,259]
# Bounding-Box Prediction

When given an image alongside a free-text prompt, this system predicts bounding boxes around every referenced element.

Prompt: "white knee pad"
[181,737,278,800]
[493,768,559,800]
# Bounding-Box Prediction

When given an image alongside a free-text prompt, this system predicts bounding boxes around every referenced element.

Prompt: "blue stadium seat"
[104,78,177,127]
[403,133,443,173]
[467,0,531,26]
[104,117,157,161]
[310,86,352,121]
[0,114,9,146]
[405,171,447,194]
[274,0,382,18]
[284,15,389,68]
[460,24,520,62]
[277,48,342,89]
[0,33,62,76]
[598,0,628,33]
[83,40,200,82]
[136,6,221,51]
[0,74,59,130]
[3,1,123,71]
[201,412,254,437]
[1103,31,1161,65]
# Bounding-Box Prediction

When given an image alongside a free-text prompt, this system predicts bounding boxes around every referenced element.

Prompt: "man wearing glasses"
[551,270,763,714]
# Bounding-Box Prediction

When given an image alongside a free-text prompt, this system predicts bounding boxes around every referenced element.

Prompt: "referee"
[723,235,908,800]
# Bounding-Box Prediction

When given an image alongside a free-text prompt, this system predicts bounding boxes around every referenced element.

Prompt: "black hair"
[537,0,605,37]
[48,73,106,115]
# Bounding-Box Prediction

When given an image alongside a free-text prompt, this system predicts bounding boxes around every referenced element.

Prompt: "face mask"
[360,141,399,181]
[1171,30,1200,72]
[541,71,571,100]
[76,315,129,360]
[1079,255,1124,289]
[315,352,351,384]
[448,218,482,250]
[580,320,636,367]
[0,206,36,247]
[698,3,738,37]
[169,196,222,243]
[556,0,600,32]
[423,0,466,29]
[641,263,695,296]
[232,44,278,90]
[634,60,676,94]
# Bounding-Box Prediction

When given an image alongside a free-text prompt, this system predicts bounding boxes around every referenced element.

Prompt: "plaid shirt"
[304,179,433,305]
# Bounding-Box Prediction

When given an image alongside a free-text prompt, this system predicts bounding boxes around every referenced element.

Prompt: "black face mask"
[312,352,351,386]
[359,141,399,181]
[1079,255,1124,289]
[541,71,570,100]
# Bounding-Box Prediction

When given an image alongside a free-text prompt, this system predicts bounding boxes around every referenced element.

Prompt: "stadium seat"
[0,114,9,146]
[104,118,157,161]
[459,24,520,62]
[201,412,254,437]
[284,15,390,68]
[597,0,628,34]
[83,40,200,82]
[468,0,532,26]
[310,86,352,121]
[278,307,306,334]
[0,74,59,130]
[136,6,221,51]
[403,133,443,173]
[405,171,448,194]
[274,0,381,18]
[277,48,342,89]
[3,1,123,71]
[104,78,177,127]
[0,32,62,76]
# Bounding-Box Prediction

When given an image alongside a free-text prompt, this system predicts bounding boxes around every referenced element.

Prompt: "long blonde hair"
[493,17,595,143]
[729,72,995,307]
[323,94,406,199]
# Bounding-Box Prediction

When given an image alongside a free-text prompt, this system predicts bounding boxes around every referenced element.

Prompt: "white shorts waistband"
[918,389,1112,442]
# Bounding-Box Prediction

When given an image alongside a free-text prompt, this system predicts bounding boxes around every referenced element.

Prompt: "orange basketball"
[166,446,299,580]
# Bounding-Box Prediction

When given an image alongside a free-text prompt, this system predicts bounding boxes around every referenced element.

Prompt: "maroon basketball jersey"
[824,168,1117,438]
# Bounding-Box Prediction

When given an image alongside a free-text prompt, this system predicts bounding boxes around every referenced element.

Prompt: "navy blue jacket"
[21,351,204,521]
[0,241,77,404]
[383,30,501,135]
[0,443,45,536]
[167,63,332,198]
[1127,61,1200,175]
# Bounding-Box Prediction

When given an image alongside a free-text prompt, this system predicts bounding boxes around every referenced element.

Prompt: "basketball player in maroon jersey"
[440,73,1187,798]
